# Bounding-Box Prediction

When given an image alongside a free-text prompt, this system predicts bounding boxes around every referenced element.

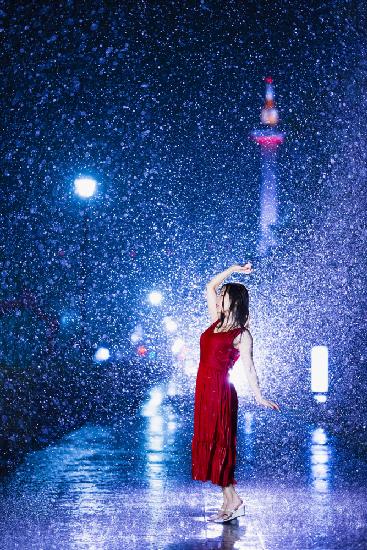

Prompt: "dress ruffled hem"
[191,437,237,487]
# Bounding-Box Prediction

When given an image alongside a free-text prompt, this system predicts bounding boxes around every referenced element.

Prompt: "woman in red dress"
[191,263,280,522]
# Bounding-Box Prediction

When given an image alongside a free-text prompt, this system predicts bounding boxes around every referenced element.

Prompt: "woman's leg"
[223,483,242,508]
[223,484,233,506]
[221,486,229,507]
[208,486,229,520]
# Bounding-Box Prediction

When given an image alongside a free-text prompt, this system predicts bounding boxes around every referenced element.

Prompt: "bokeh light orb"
[60,311,77,326]
[131,332,141,343]
[74,177,97,198]
[137,345,148,356]
[130,324,143,343]
[171,338,185,354]
[94,347,110,361]
[163,316,178,332]
[148,291,163,305]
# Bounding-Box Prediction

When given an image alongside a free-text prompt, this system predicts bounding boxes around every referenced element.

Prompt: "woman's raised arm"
[206,266,236,323]
[207,265,236,291]
[206,263,253,323]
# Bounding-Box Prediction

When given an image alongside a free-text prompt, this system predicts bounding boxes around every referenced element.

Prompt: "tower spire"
[250,77,285,256]
[261,76,279,126]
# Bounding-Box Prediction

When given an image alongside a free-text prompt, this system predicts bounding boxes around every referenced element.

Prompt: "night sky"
[1,0,366,404]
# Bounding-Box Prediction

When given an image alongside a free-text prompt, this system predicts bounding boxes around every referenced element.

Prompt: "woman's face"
[216,287,230,314]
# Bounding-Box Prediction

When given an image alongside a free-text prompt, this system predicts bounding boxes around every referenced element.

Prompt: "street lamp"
[73,176,97,359]
[74,177,97,199]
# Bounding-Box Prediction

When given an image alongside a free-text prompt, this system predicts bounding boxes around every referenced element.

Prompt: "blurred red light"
[137,345,148,356]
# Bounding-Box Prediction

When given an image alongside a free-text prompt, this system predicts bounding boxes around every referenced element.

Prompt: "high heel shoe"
[207,504,227,521]
[214,499,245,523]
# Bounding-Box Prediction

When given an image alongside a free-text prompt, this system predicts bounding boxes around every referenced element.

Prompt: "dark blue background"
[1,1,366,443]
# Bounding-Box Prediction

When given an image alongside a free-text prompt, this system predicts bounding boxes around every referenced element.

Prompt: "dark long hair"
[217,282,249,332]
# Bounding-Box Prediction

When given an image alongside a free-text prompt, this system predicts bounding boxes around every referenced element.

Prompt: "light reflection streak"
[140,384,179,538]
[309,426,331,494]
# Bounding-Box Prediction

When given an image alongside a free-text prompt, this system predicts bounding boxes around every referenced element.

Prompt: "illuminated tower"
[250,77,285,256]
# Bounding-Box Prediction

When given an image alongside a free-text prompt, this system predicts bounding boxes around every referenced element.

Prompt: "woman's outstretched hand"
[256,396,281,411]
[231,262,254,274]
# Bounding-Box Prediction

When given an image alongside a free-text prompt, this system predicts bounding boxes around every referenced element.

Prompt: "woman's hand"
[255,396,281,411]
[231,262,254,275]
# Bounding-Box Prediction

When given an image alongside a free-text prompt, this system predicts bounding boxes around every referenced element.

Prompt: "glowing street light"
[74,177,97,198]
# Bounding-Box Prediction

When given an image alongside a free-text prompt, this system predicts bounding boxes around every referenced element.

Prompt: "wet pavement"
[1,383,367,549]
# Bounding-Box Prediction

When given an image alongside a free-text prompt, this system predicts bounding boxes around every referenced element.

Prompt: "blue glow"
[60,312,77,326]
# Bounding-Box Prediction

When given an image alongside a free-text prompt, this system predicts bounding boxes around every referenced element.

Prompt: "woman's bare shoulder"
[233,327,251,349]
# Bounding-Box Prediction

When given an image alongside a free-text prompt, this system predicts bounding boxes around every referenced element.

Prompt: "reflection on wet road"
[1,384,366,549]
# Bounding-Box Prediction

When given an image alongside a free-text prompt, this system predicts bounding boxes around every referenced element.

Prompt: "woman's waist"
[198,362,232,374]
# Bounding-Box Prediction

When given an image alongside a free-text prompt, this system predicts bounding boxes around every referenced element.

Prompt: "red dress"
[191,318,244,487]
